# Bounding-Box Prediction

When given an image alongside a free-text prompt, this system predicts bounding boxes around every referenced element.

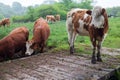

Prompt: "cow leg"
[91,40,97,64]
[67,29,73,45]
[97,41,102,62]
[67,26,73,54]
[40,43,45,53]
[70,32,76,54]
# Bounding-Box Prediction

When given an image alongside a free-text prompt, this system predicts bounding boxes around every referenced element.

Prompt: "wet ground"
[0,48,120,80]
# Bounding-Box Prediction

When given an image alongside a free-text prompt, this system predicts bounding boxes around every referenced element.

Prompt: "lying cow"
[0,18,10,27]
[0,27,29,61]
[25,17,50,55]
[46,15,56,23]
[66,6,109,64]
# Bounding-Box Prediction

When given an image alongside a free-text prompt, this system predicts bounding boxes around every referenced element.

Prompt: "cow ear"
[72,12,75,17]
[101,8,105,15]
[86,10,92,15]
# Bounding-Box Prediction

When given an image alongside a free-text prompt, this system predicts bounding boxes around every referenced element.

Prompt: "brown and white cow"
[66,6,109,64]
[55,14,60,21]
[25,17,50,55]
[0,18,10,27]
[46,15,56,23]
[0,27,29,61]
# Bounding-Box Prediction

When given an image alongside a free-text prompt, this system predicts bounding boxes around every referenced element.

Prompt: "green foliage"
[103,17,120,48]
[107,7,120,17]
[12,0,93,22]
[116,70,120,80]
[47,20,68,47]
[0,17,120,54]
[78,0,92,9]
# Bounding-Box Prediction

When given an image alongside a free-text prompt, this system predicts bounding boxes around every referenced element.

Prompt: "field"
[0,17,120,54]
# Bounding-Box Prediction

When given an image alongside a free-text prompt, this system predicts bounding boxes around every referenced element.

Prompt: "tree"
[12,2,22,11]
[78,0,92,9]
[26,6,35,21]
[12,2,26,15]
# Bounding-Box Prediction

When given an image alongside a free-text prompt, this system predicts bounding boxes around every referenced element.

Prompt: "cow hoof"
[70,49,74,54]
[70,47,74,54]
[91,60,96,64]
[91,58,96,64]
[97,58,103,62]
[70,51,73,54]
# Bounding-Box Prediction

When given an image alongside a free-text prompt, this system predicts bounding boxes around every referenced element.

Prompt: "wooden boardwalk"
[0,48,120,80]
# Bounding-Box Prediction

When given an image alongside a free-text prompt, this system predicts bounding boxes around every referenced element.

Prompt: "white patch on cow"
[25,42,34,55]
[84,13,88,19]
[102,33,108,44]
[70,32,77,47]
[67,8,88,18]
[66,15,74,45]
[91,15,104,28]
[77,19,89,36]
[103,33,107,39]
[91,6,105,28]
[83,13,90,25]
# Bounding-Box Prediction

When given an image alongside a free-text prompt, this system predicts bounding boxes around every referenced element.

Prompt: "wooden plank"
[0,51,120,80]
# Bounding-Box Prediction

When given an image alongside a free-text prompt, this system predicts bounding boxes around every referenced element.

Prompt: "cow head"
[25,40,34,55]
[25,40,39,55]
[90,6,105,28]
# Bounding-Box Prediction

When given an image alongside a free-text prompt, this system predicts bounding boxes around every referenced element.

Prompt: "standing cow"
[25,17,50,55]
[0,18,10,27]
[55,14,60,21]
[66,6,109,64]
[0,27,29,61]
[46,15,56,23]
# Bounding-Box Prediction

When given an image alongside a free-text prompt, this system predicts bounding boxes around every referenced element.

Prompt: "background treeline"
[12,0,93,22]
[0,2,26,19]
[107,7,120,17]
[0,0,120,22]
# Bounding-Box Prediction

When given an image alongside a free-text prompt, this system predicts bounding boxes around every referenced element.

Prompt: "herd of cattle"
[0,6,109,64]
[46,14,60,23]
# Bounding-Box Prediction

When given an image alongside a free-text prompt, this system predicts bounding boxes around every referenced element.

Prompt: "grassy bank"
[0,18,120,53]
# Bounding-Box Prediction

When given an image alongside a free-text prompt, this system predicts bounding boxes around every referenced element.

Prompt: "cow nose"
[25,52,31,56]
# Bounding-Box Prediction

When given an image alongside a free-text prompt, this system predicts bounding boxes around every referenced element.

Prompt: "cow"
[0,18,10,27]
[46,15,56,23]
[0,27,29,61]
[55,14,60,21]
[25,17,50,55]
[66,6,109,64]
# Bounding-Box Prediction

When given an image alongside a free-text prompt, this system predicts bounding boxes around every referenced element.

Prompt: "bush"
[11,0,93,22]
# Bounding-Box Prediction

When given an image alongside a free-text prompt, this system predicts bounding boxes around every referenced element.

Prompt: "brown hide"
[0,18,10,27]
[31,17,50,52]
[46,15,56,22]
[72,9,108,36]
[0,27,29,61]
[67,7,109,64]
[88,8,109,41]
[102,8,109,34]
[55,15,60,21]
[72,10,92,33]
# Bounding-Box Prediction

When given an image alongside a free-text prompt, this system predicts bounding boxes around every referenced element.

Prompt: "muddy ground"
[0,47,120,80]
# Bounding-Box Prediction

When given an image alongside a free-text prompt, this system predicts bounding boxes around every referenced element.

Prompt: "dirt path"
[0,48,120,80]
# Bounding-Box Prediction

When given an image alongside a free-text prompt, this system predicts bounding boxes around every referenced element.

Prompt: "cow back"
[0,27,29,59]
[33,17,50,44]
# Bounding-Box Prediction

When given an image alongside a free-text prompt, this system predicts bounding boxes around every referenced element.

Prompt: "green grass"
[0,18,120,53]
